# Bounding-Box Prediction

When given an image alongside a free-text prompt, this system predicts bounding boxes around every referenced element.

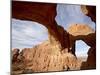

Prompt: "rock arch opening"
[75,40,90,61]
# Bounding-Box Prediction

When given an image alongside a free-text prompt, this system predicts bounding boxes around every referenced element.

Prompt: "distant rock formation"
[67,24,95,36]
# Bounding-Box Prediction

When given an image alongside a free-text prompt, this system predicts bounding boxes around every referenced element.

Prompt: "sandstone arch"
[67,24,95,55]
[12,1,70,50]
[67,24,95,54]
[12,1,96,73]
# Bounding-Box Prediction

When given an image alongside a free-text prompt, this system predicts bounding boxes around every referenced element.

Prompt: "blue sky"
[75,40,90,57]
[12,4,95,57]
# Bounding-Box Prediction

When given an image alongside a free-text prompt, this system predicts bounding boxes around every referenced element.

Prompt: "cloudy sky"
[12,19,48,49]
[12,4,95,57]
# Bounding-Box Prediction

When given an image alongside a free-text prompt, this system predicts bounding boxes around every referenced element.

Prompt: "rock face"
[12,41,82,74]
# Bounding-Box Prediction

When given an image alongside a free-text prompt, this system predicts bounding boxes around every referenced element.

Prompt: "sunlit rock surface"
[12,41,82,74]
[67,24,94,36]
